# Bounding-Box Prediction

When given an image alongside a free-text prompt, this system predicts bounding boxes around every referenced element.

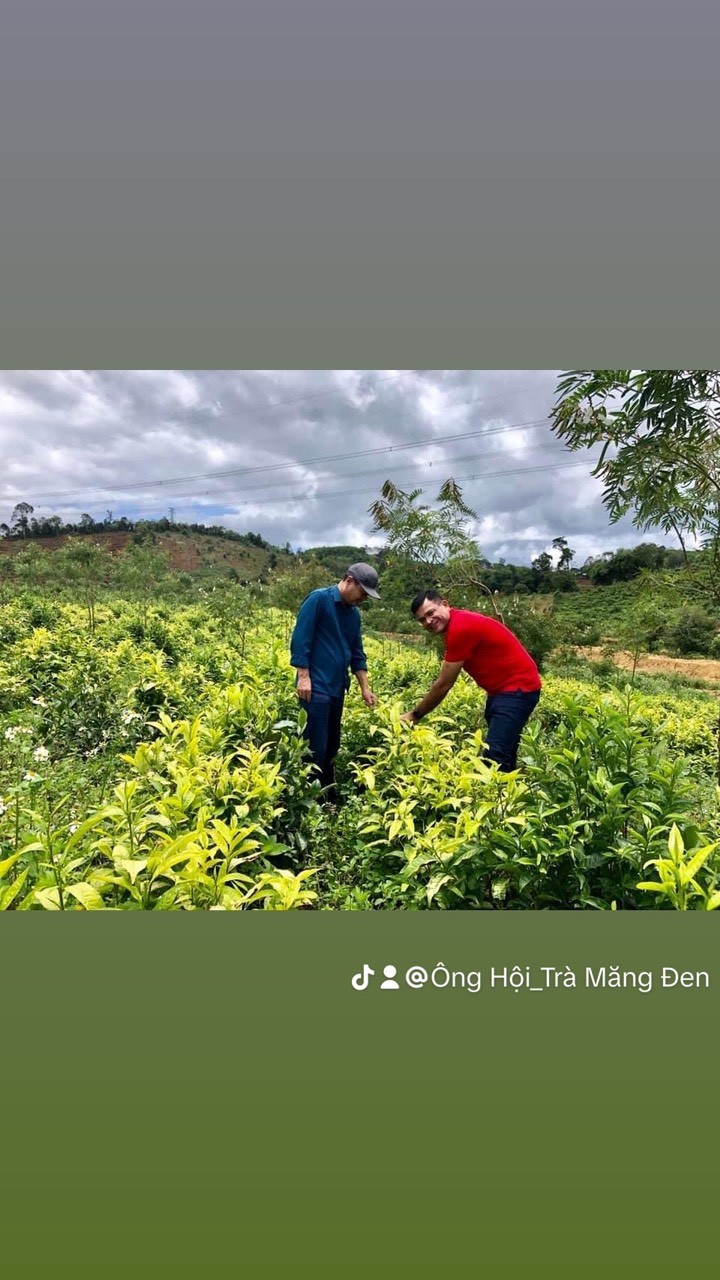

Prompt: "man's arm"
[354,667,377,707]
[350,617,377,707]
[401,660,464,722]
[290,592,322,702]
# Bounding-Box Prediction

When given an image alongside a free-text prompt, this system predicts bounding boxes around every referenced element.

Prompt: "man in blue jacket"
[290,562,380,802]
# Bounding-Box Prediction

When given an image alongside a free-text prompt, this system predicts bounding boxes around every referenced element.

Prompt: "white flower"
[68,822,79,835]
[0,800,7,817]
[23,771,41,784]
[4,726,32,742]
[31,696,47,707]
[32,745,50,762]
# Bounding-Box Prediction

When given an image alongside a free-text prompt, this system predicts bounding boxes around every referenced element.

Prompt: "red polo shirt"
[443,609,541,696]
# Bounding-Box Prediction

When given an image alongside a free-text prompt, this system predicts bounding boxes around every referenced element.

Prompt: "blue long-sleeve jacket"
[290,585,368,697]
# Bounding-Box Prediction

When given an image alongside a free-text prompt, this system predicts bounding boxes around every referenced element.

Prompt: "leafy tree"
[58,539,112,632]
[551,370,720,596]
[530,551,555,593]
[492,595,558,671]
[370,478,478,570]
[595,543,686,587]
[267,555,331,615]
[114,542,171,626]
[665,607,717,656]
[12,502,34,538]
[552,536,575,571]
[532,551,553,573]
[199,574,261,652]
[302,545,377,579]
[604,596,670,683]
[369,478,503,619]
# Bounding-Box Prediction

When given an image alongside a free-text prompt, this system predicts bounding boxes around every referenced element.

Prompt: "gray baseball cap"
[347,562,380,599]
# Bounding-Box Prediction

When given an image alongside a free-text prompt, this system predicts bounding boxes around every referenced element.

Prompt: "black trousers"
[300,692,345,801]
[483,688,541,772]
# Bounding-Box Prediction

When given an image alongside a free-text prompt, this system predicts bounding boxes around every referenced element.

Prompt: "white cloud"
[0,369,678,563]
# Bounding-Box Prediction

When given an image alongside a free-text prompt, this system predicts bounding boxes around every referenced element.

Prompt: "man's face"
[414,597,451,633]
[342,576,368,605]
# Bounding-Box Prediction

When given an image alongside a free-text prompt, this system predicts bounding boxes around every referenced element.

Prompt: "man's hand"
[400,662,463,724]
[362,688,378,708]
[297,672,312,702]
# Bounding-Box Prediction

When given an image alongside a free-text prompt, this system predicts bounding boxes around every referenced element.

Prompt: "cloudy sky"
[0,370,672,566]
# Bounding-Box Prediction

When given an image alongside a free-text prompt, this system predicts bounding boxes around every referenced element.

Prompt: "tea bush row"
[2,594,719,909]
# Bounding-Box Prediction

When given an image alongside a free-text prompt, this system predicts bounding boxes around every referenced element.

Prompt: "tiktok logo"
[351,964,375,990]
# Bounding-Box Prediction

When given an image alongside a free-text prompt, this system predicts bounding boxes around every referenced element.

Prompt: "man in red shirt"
[400,590,542,772]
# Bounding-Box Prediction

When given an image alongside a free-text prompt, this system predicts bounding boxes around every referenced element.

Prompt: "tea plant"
[636,822,720,909]
[3,590,720,908]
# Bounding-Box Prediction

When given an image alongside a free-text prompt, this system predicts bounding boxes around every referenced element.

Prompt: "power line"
[0,372,547,470]
[67,437,571,506]
[5,413,553,504]
[122,457,602,517]
[234,458,601,508]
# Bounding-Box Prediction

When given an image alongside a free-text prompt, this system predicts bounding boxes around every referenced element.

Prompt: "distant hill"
[0,530,385,583]
[0,524,693,595]
[0,530,293,582]
[296,545,381,579]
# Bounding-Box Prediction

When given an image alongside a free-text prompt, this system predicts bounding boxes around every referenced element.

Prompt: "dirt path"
[575,647,720,685]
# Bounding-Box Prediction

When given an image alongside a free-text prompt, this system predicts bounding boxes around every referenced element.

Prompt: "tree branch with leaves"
[551,369,720,597]
[368,478,504,620]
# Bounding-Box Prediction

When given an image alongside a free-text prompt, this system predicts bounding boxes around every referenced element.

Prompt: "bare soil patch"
[576,646,720,685]
[0,531,273,578]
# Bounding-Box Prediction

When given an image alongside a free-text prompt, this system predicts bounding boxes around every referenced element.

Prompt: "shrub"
[666,607,717,655]
[498,598,558,671]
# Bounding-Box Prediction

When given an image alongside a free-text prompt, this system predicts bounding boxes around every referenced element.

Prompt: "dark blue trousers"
[483,688,540,772]
[301,692,345,800]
